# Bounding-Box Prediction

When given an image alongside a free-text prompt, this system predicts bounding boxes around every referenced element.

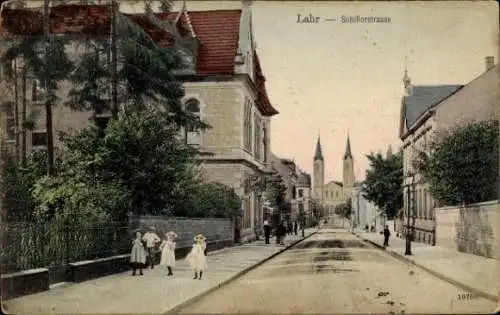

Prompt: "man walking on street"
[383,225,391,247]
[234,215,242,245]
[143,227,161,269]
[293,221,298,236]
[263,218,271,244]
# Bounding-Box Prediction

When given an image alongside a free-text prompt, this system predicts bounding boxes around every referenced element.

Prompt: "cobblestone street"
[177,229,496,314]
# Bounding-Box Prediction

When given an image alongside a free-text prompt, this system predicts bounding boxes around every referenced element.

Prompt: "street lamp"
[404,175,415,255]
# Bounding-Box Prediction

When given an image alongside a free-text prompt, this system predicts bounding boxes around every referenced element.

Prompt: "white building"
[351,184,385,231]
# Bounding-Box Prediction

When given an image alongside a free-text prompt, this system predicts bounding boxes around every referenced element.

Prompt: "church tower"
[343,135,355,189]
[313,135,325,204]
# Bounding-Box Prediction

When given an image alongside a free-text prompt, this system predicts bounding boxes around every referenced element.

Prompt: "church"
[312,135,355,216]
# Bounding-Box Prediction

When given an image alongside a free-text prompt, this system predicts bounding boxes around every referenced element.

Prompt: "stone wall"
[435,200,500,259]
[128,215,234,249]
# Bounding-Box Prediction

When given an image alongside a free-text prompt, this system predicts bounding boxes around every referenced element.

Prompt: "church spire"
[314,135,324,161]
[344,135,352,160]
[403,56,412,96]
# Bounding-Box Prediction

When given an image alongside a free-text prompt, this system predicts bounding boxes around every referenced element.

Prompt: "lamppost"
[404,175,415,255]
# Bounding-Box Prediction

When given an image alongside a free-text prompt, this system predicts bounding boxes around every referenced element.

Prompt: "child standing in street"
[130,231,146,276]
[159,231,177,276]
[186,234,207,280]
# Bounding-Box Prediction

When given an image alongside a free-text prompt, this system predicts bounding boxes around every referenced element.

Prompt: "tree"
[362,151,403,219]
[413,119,498,206]
[334,199,352,219]
[264,171,288,215]
[65,3,207,132]
[1,28,74,176]
[58,109,199,216]
[311,199,325,219]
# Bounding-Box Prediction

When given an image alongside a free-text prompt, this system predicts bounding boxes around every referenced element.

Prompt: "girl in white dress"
[159,231,177,276]
[130,231,146,276]
[186,234,207,280]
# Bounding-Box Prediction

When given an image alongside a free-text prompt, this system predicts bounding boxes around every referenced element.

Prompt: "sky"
[123,1,497,182]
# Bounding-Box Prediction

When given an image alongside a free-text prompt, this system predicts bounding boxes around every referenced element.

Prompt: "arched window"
[185,98,200,132]
[184,98,201,146]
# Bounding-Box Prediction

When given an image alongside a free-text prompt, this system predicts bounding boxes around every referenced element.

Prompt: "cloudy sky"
[123,0,498,182]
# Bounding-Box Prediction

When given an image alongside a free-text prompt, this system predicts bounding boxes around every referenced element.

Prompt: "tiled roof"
[402,85,463,128]
[0,4,279,116]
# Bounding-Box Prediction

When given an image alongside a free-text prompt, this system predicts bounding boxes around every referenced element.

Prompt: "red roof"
[0,4,278,116]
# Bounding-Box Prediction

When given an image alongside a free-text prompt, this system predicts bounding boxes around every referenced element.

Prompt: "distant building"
[351,183,384,231]
[0,1,279,242]
[270,154,298,220]
[398,56,498,245]
[296,171,312,223]
[312,135,355,216]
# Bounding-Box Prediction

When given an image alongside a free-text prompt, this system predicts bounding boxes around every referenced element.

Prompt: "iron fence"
[0,220,130,274]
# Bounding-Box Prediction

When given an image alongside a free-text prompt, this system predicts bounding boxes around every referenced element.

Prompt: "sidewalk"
[3,229,318,315]
[353,230,499,303]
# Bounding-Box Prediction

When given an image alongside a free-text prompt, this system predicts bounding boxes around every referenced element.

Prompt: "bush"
[0,149,49,221]
[414,119,498,206]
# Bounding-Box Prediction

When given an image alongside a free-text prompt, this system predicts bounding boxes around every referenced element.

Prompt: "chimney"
[485,56,495,71]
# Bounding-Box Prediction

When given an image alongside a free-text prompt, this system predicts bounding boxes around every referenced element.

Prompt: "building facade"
[399,57,498,245]
[312,135,355,216]
[270,154,298,221]
[0,1,279,242]
[351,183,384,231]
[296,172,312,223]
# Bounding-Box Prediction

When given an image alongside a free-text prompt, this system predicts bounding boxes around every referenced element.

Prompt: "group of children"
[130,229,207,279]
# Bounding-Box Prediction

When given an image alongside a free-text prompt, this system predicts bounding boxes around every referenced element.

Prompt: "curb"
[163,231,318,314]
[354,233,498,304]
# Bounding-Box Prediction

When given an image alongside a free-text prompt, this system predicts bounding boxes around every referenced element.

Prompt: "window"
[4,101,15,141]
[31,131,47,147]
[95,115,111,137]
[262,125,268,163]
[336,191,338,198]
[298,189,303,198]
[32,79,44,102]
[253,112,261,159]
[243,197,251,229]
[185,98,201,146]
[292,186,296,199]
[243,99,252,152]
[6,116,16,141]
[423,189,428,219]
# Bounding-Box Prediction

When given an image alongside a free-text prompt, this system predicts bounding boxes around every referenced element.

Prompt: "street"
[177,228,496,314]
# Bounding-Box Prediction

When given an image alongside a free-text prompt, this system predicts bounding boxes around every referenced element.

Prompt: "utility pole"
[43,0,55,176]
[404,175,415,255]
[110,0,118,119]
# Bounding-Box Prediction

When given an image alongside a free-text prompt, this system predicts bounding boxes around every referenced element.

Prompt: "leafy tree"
[58,109,199,216]
[190,182,241,218]
[334,199,352,219]
[362,151,403,219]
[413,119,498,206]
[264,171,288,214]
